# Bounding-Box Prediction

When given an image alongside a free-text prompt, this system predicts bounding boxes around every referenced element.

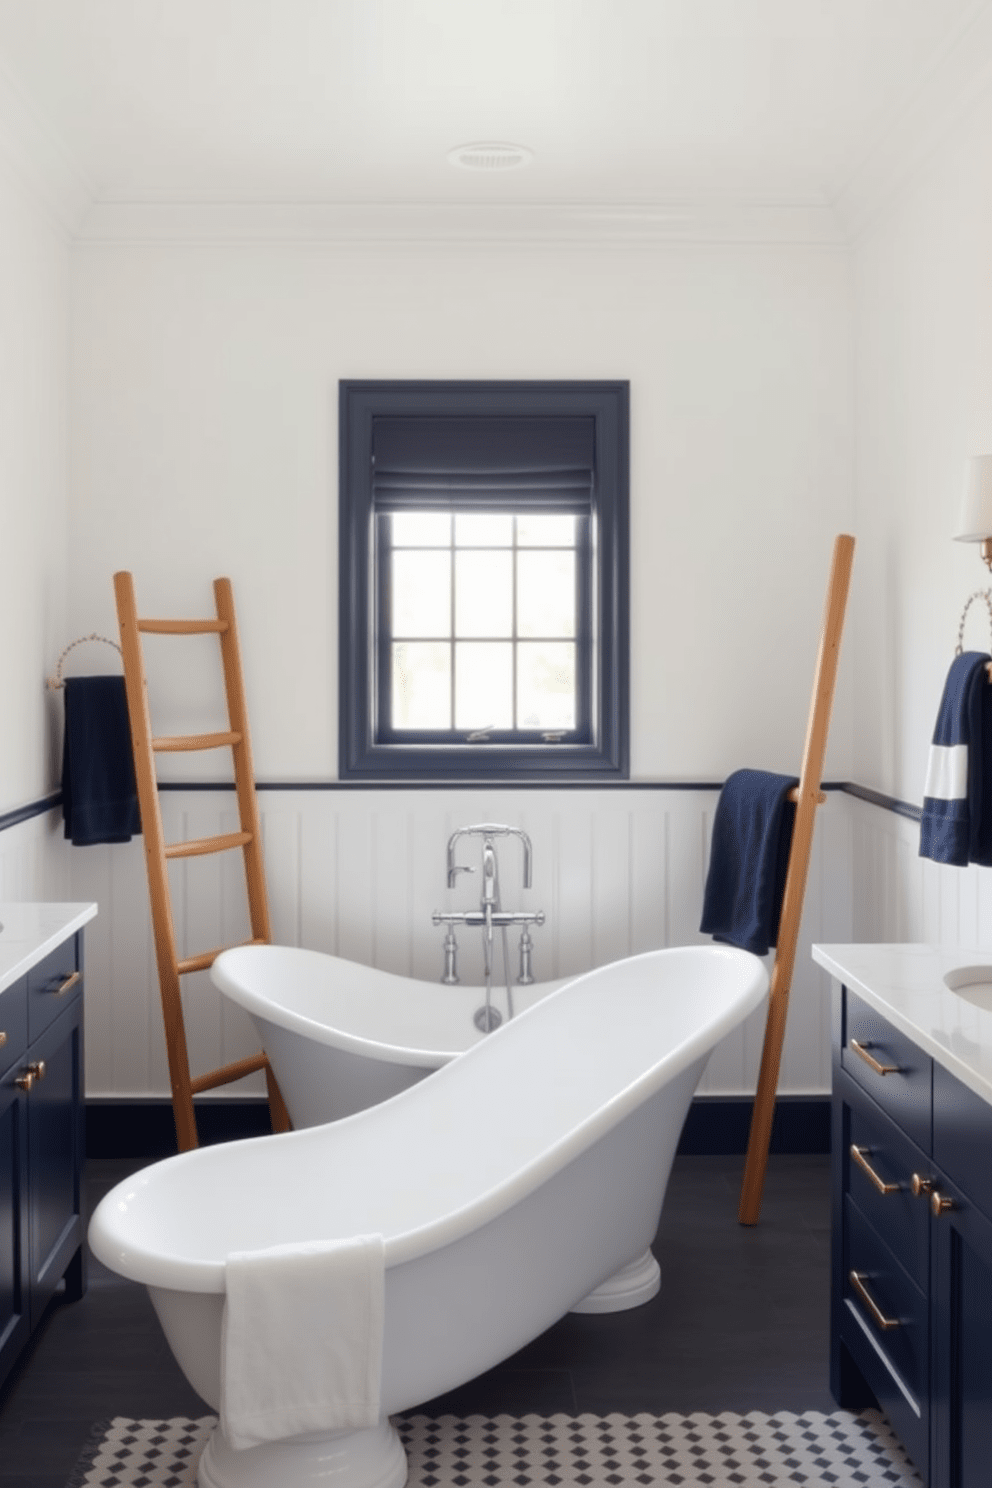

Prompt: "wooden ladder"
[114,571,291,1152]
[737,532,855,1226]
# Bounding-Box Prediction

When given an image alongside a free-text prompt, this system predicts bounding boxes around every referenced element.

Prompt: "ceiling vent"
[448,142,533,171]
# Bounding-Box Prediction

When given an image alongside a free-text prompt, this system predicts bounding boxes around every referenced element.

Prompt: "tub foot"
[570,1248,661,1313]
[197,1418,407,1488]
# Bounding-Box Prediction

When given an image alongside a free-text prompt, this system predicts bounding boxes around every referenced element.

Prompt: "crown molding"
[0,60,91,235]
[833,0,992,242]
[75,197,843,247]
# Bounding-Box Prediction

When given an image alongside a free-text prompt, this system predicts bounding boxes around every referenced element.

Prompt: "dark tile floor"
[0,1153,836,1488]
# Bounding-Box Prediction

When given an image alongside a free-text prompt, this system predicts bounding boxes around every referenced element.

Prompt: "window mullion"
[512,515,519,730]
[449,515,456,731]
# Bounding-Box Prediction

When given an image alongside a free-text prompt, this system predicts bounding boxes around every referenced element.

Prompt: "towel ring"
[955,590,992,658]
[47,633,123,690]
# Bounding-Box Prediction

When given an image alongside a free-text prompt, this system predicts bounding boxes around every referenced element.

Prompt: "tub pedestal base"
[197,1419,407,1488]
[570,1248,661,1313]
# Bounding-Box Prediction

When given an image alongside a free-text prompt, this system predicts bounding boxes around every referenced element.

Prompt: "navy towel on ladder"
[61,675,141,846]
[699,769,798,957]
[919,651,992,867]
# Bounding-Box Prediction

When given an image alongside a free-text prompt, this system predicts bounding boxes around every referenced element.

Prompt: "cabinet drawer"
[27,938,81,1042]
[846,1088,930,1294]
[0,978,27,1079]
[842,990,932,1152]
[844,1196,929,1412]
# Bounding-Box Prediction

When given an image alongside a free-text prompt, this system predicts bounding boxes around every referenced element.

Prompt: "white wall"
[851,83,992,806]
[53,227,859,1097]
[0,155,70,823]
[67,236,854,784]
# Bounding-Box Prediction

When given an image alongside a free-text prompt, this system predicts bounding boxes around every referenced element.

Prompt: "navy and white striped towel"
[919,651,992,866]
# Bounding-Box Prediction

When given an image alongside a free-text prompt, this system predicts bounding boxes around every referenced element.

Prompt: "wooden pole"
[114,570,199,1153]
[737,533,855,1226]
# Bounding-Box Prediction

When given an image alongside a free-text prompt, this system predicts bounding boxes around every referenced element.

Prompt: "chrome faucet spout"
[446,823,532,889]
[482,841,497,904]
[439,823,542,1006]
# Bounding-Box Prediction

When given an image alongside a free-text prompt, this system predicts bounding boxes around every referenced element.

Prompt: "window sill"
[339,740,629,783]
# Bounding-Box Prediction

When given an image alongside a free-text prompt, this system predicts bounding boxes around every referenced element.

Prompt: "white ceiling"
[0,0,989,234]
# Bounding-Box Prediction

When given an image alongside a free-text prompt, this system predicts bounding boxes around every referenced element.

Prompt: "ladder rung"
[190,1052,269,1094]
[164,830,252,860]
[138,618,229,635]
[153,731,242,752]
[177,937,268,977]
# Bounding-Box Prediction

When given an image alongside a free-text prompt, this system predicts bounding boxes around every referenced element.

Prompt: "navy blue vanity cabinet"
[832,983,992,1488]
[0,975,30,1390]
[929,1065,992,1488]
[831,988,932,1479]
[0,933,86,1393]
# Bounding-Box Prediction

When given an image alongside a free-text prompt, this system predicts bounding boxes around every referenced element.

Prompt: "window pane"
[392,642,451,728]
[517,514,575,547]
[454,642,514,729]
[455,551,513,638]
[517,551,575,638]
[391,512,451,547]
[392,550,451,637]
[517,643,576,729]
[455,513,513,547]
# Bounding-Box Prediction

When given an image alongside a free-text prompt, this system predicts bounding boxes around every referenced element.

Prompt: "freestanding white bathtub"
[210,943,569,1128]
[89,944,768,1488]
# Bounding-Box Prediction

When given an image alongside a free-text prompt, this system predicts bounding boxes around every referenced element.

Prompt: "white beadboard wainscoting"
[850,794,992,947]
[0,805,68,902]
[57,786,855,1103]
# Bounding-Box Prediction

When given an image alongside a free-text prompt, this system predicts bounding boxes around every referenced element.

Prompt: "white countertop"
[813,942,992,1108]
[0,901,98,995]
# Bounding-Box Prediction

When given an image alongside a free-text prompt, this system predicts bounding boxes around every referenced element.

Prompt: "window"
[339,381,628,780]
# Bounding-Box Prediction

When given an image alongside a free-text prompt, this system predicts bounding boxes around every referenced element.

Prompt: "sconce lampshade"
[955,455,992,542]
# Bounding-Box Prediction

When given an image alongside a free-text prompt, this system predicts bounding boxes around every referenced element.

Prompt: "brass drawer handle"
[14,1061,46,1093]
[0,1030,6,1049]
[931,1191,955,1218]
[850,1145,900,1194]
[52,970,81,997]
[850,1038,901,1076]
[911,1174,935,1198]
[850,1270,900,1330]
[13,1059,46,1095]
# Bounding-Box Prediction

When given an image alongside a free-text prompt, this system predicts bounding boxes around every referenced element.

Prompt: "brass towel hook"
[954,590,992,682]
[955,589,992,656]
[47,633,123,690]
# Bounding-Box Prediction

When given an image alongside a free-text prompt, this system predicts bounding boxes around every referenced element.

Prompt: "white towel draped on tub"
[220,1234,385,1450]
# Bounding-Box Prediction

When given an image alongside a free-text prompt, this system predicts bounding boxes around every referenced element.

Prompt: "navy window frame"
[338,380,629,781]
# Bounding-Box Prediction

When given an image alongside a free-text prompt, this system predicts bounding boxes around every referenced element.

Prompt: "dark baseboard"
[677,1095,830,1156]
[85,1098,274,1159]
[85,1093,830,1160]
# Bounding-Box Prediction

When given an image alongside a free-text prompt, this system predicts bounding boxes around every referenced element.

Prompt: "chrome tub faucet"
[434,824,544,1025]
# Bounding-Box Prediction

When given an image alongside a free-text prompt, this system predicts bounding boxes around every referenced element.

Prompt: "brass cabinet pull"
[850,1270,900,1330]
[0,1030,6,1049]
[911,1174,935,1198]
[930,1191,955,1218]
[850,1038,901,1076]
[850,1145,900,1194]
[13,1061,46,1093]
[53,970,81,997]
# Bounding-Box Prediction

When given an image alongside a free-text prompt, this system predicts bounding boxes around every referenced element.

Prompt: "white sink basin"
[944,964,992,1012]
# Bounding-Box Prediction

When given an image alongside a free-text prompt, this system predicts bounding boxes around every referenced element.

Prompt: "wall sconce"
[955,455,992,569]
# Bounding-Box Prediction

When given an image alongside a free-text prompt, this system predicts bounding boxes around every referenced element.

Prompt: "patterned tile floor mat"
[67,1409,924,1487]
